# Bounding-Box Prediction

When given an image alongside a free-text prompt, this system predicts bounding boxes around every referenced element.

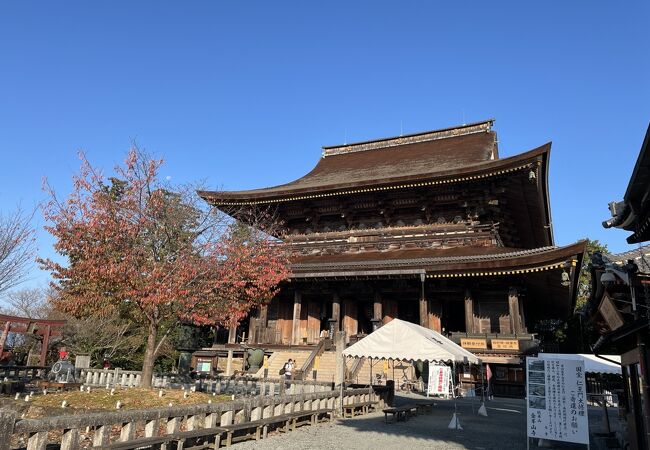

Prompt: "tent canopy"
[538,353,621,374]
[342,319,481,364]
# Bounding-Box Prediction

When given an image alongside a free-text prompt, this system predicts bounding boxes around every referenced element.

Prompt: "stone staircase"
[305,350,338,383]
[255,348,416,386]
[254,349,311,378]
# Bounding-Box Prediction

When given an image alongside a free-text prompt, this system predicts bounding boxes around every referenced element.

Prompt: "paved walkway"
[234,394,612,450]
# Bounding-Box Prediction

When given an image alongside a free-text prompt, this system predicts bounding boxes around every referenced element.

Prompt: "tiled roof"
[291,242,586,274]
[199,121,509,203]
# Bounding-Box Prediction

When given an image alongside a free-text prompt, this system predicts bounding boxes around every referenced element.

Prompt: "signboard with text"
[492,339,519,350]
[526,357,589,444]
[460,338,487,349]
[427,365,450,396]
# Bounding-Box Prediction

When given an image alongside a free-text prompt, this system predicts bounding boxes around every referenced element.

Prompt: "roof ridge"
[321,119,495,157]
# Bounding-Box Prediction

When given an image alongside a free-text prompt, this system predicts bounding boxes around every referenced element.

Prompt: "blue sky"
[1,1,649,292]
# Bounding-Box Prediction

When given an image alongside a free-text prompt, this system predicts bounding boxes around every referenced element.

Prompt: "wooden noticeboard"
[598,294,624,331]
[492,339,520,350]
[460,338,487,349]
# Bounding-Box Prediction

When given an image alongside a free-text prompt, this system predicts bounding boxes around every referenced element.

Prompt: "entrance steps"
[255,348,416,385]
[254,349,311,378]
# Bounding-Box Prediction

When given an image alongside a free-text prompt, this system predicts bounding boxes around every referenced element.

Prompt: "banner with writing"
[428,365,450,396]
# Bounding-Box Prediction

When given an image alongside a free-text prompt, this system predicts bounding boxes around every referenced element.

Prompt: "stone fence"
[79,368,334,396]
[0,387,378,450]
[79,368,142,388]
[194,378,334,396]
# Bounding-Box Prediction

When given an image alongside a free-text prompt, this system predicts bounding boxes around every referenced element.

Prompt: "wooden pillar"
[419,274,428,328]
[518,297,527,333]
[464,289,474,334]
[508,287,522,334]
[428,299,442,332]
[248,312,257,344]
[39,325,51,366]
[373,291,382,321]
[259,304,268,328]
[343,300,358,338]
[332,292,341,330]
[292,290,302,345]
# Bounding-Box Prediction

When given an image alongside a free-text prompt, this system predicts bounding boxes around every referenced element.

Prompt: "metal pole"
[479,361,485,403]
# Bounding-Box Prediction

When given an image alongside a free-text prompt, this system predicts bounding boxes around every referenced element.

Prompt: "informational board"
[428,365,450,396]
[526,357,589,445]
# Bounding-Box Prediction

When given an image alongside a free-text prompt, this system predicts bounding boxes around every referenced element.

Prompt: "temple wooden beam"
[419,276,428,328]
[373,291,382,321]
[464,288,475,333]
[509,287,523,334]
[292,290,302,345]
[332,292,341,332]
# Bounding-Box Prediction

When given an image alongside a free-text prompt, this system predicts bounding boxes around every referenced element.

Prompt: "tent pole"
[453,361,459,429]
[481,362,485,402]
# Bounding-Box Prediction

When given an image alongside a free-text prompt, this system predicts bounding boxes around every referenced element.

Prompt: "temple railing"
[0,366,48,381]
[78,369,334,396]
[79,368,142,388]
[1,387,379,450]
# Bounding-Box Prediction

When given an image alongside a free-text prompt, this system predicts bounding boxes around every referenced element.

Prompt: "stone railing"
[79,368,142,388]
[1,387,378,450]
[79,368,334,396]
[195,377,334,396]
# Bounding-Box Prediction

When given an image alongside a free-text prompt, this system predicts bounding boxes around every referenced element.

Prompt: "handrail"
[298,339,328,379]
[346,357,366,382]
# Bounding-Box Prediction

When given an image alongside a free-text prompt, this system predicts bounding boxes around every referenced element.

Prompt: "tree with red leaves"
[40,148,289,387]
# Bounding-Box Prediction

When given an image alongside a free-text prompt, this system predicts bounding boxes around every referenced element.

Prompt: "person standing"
[283,358,294,381]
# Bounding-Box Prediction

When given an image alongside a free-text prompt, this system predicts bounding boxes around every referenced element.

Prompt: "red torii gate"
[0,314,66,366]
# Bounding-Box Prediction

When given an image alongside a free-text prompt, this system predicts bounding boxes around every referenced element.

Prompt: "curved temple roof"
[199,120,507,204]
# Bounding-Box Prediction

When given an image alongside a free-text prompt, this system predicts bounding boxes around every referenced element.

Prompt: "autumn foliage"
[40,149,289,386]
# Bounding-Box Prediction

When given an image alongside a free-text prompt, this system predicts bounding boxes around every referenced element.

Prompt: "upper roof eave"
[198,142,551,206]
[290,240,587,274]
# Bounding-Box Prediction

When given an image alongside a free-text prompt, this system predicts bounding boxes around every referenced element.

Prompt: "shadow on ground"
[335,394,596,450]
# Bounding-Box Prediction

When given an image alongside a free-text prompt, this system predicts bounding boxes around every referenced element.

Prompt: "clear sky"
[1,1,649,293]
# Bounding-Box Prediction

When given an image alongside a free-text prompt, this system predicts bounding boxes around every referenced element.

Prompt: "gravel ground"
[233,394,609,450]
[233,394,529,450]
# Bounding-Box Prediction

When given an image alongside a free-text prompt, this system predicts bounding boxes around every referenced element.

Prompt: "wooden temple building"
[588,122,650,450]
[199,120,586,394]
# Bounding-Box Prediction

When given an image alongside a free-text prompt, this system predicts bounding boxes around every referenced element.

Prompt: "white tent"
[342,318,480,364]
[538,353,621,374]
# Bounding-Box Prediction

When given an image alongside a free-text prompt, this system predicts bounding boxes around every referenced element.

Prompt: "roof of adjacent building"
[607,244,650,273]
[603,123,650,243]
[198,120,519,205]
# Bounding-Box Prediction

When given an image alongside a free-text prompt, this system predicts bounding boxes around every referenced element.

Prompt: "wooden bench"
[382,404,419,423]
[222,418,280,446]
[99,426,226,449]
[221,409,333,446]
[342,401,378,418]
[415,401,435,414]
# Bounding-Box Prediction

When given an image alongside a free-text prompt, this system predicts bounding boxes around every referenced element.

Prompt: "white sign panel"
[526,357,589,444]
[428,365,450,396]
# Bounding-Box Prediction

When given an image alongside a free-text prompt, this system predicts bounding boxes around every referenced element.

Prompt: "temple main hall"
[199,120,586,394]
